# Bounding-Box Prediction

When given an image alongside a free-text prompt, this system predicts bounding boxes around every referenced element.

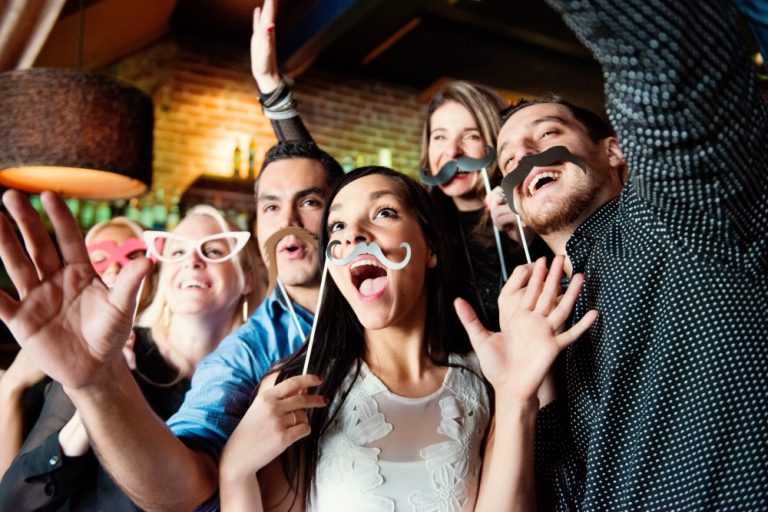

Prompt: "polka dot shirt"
[535,1,768,510]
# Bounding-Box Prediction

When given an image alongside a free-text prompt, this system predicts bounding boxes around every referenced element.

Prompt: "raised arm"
[455,256,596,511]
[548,0,768,258]
[0,191,217,511]
[251,0,313,142]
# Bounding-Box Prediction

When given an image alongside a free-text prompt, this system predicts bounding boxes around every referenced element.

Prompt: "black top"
[0,328,190,512]
[454,206,550,330]
[534,0,768,509]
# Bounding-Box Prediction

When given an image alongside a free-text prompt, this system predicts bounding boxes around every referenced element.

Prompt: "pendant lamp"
[0,67,153,199]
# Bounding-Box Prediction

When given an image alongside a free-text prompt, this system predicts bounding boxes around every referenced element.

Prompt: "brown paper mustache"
[500,146,587,214]
[261,226,318,295]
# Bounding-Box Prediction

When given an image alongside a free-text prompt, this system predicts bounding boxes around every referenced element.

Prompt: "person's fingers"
[499,262,534,299]
[454,298,491,351]
[0,209,40,298]
[272,374,323,399]
[492,186,506,205]
[535,255,565,314]
[109,258,153,316]
[556,310,597,349]
[284,421,312,442]
[0,289,19,324]
[549,273,584,328]
[252,6,261,32]
[281,392,327,413]
[519,256,548,310]
[2,191,62,282]
[261,0,275,26]
[40,192,91,267]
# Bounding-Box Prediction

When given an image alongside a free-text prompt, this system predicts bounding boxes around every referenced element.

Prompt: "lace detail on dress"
[315,367,395,512]
[312,355,490,512]
[410,358,488,512]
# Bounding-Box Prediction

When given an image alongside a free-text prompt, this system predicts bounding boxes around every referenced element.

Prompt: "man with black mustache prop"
[478,0,768,510]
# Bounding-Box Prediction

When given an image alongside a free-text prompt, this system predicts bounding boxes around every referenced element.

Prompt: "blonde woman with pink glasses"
[0,203,264,511]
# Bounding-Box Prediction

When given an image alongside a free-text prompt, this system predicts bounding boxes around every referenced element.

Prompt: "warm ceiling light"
[0,68,153,199]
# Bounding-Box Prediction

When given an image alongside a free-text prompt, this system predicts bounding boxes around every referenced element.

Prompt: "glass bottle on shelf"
[341,155,354,173]
[94,200,112,225]
[125,198,141,223]
[152,188,168,230]
[166,195,181,231]
[64,197,81,220]
[139,193,155,230]
[79,200,96,231]
[233,143,242,179]
[235,209,250,231]
[248,138,257,179]
[111,199,127,218]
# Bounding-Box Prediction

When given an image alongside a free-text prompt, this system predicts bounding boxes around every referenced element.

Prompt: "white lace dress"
[311,353,491,512]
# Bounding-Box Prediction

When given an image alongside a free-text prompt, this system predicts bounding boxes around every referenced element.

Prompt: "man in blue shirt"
[162,140,342,509]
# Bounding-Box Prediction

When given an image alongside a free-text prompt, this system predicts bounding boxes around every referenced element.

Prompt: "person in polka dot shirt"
[493,0,768,510]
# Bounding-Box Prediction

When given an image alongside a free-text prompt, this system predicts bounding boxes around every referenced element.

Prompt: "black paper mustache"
[326,240,411,270]
[419,146,496,186]
[500,146,588,214]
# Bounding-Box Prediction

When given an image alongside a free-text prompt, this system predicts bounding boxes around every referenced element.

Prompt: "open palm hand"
[250,0,280,92]
[455,256,597,405]
[0,191,151,389]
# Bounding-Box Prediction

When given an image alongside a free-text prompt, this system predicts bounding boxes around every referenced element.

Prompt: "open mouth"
[278,238,306,259]
[526,170,561,197]
[180,279,210,290]
[350,258,388,298]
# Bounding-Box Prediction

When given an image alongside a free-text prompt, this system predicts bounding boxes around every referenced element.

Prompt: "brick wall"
[107,37,424,200]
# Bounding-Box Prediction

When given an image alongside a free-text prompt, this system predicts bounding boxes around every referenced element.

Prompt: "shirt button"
[48,455,60,466]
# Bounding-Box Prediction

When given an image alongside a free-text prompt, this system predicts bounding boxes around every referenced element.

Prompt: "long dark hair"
[274,166,473,507]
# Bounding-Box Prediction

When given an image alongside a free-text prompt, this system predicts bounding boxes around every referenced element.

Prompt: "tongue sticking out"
[352,263,388,298]
[359,276,388,297]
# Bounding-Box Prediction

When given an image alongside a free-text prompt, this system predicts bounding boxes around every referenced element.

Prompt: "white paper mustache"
[326,240,412,270]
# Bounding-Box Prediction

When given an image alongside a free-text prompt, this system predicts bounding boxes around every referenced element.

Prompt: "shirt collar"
[266,286,312,323]
[566,198,620,274]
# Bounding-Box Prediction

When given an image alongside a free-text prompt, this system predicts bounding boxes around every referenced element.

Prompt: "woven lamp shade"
[0,68,153,199]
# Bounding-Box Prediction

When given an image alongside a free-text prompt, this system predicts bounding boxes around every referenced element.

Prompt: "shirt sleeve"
[547,0,768,264]
[166,325,276,462]
[260,79,314,142]
[534,399,584,511]
[0,384,97,511]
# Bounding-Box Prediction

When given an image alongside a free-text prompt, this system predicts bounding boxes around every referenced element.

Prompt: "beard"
[517,170,608,236]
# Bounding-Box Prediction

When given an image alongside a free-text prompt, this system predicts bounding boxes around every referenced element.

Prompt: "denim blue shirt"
[166,288,312,461]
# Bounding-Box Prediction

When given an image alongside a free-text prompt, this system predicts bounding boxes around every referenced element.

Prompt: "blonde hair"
[138,205,265,335]
[85,216,144,244]
[85,216,156,313]
[419,80,508,200]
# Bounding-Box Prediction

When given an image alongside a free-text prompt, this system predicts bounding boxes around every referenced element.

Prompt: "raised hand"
[455,255,597,406]
[0,191,151,390]
[250,0,281,93]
